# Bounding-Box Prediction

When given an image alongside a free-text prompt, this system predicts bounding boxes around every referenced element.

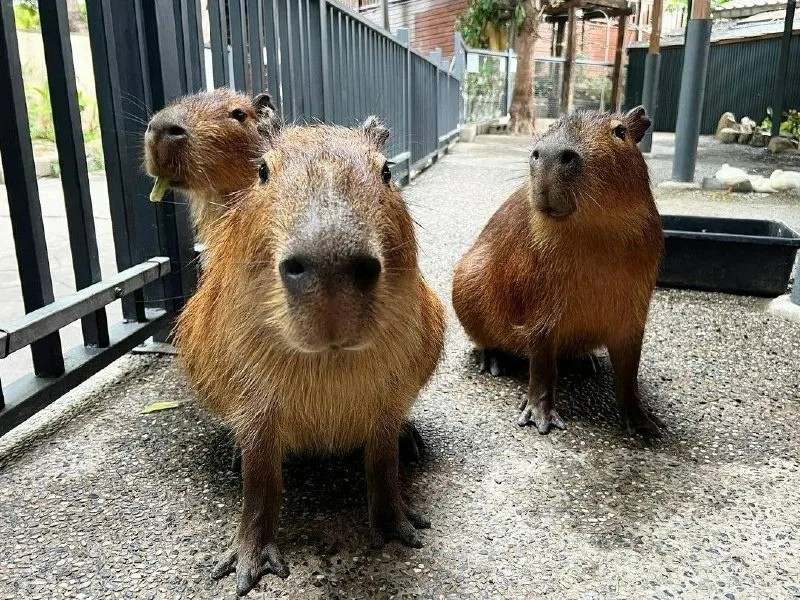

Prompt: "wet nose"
[147,117,188,141]
[530,144,583,173]
[279,253,382,295]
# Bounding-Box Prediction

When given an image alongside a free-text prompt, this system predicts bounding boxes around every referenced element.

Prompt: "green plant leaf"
[141,400,182,414]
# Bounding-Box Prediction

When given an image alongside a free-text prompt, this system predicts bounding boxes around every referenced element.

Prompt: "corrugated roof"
[630,13,800,47]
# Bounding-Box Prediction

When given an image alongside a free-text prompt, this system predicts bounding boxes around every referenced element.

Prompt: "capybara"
[144,87,277,244]
[175,117,445,596]
[452,107,664,436]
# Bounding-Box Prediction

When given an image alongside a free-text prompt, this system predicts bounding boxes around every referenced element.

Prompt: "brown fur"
[144,87,276,244]
[452,107,664,435]
[174,120,445,595]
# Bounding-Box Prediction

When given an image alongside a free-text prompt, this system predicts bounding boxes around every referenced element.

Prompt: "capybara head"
[217,117,417,354]
[528,106,651,219]
[144,87,276,201]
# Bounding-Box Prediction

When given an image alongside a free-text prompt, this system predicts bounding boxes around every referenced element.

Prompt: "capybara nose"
[147,117,188,141]
[279,253,382,295]
[531,143,583,174]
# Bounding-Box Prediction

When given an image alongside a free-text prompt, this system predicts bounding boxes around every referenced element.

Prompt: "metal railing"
[0,0,461,434]
[454,37,615,123]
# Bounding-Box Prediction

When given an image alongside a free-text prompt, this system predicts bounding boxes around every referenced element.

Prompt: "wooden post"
[610,14,627,111]
[555,19,566,57]
[560,8,577,115]
[650,0,663,54]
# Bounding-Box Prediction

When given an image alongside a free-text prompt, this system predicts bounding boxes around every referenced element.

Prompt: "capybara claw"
[371,509,428,549]
[624,412,663,438]
[479,349,507,377]
[399,420,424,463]
[517,399,566,433]
[212,541,288,597]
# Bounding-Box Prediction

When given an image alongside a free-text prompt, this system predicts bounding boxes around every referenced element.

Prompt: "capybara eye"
[230,108,247,122]
[259,160,270,184]
[613,124,627,140]
[532,150,540,160]
[381,161,392,184]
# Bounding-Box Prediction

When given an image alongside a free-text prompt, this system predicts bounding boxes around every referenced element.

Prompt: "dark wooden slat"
[38,0,110,350]
[0,258,170,359]
[229,0,248,91]
[248,0,265,93]
[0,309,169,436]
[0,0,64,377]
[209,0,230,87]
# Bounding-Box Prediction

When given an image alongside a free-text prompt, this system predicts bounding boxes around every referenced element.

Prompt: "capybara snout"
[277,195,384,351]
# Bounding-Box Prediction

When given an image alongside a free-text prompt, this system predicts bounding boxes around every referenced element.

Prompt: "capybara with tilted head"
[452,106,664,436]
[175,117,445,596]
[144,87,277,244]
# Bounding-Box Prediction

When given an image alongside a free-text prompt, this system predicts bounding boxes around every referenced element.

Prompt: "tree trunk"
[508,1,539,135]
[66,0,87,32]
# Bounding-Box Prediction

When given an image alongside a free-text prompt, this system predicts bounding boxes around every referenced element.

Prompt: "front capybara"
[144,87,277,244]
[452,107,664,436]
[175,117,445,596]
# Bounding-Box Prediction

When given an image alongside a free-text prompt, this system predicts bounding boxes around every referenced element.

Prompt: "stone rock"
[737,132,752,144]
[750,130,769,147]
[716,112,737,136]
[717,127,740,143]
[459,124,478,143]
[768,136,799,154]
[740,116,757,130]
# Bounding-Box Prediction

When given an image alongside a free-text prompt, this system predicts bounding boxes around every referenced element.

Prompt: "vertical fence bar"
[140,0,198,329]
[87,0,166,322]
[262,0,281,110]
[38,0,110,349]
[209,0,230,87]
[0,0,65,376]
[248,0,265,94]
[229,0,248,91]
[320,0,332,121]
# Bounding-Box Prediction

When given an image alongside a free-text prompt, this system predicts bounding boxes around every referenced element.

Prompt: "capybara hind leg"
[517,343,565,434]
[479,348,526,377]
[366,424,430,549]
[211,436,288,596]
[399,420,424,463]
[608,337,662,438]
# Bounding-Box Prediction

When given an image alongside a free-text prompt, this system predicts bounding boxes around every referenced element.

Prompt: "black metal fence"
[625,35,800,134]
[0,0,461,434]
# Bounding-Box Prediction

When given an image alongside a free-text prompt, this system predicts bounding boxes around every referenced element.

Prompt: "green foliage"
[14,2,40,30]
[457,0,525,47]
[760,107,800,139]
[464,58,506,121]
[78,1,88,23]
[28,83,56,142]
[782,109,800,139]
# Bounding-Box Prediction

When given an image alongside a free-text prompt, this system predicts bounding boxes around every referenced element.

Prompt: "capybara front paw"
[371,507,430,549]
[399,420,425,463]
[517,398,566,434]
[211,539,288,597]
[623,407,663,438]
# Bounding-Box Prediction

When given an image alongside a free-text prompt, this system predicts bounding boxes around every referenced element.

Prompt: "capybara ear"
[253,92,276,116]
[362,115,390,149]
[254,92,281,139]
[624,105,651,143]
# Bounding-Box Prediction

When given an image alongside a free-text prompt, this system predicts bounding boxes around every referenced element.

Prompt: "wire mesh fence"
[462,47,615,122]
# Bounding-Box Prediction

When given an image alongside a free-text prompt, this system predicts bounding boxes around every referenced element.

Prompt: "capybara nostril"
[279,256,310,293]
[350,255,381,290]
[166,124,188,139]
[558,149,580,167]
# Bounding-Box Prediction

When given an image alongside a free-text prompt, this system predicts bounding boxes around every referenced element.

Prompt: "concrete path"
[1,135,800,599]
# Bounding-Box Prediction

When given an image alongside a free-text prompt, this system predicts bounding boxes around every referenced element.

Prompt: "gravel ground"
[1,135,800,599]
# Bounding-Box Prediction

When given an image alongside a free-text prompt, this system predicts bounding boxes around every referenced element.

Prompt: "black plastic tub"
[658,215,800,297]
